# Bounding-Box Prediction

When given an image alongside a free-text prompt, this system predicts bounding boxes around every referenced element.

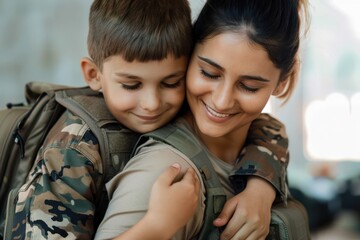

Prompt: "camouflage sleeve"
[229,113,289,203]
[10,111,102,239]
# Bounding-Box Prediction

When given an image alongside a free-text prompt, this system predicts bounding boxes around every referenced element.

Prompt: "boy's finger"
[183,168,200,189]
[182,167,197,182]
[213,200,237,227]
[157,163,182,186]
[220,214,246,240]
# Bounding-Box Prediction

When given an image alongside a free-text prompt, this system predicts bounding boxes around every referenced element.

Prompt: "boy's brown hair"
[87,0,192,69]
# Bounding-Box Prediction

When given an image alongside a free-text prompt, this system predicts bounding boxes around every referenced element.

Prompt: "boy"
[8,0,288,239]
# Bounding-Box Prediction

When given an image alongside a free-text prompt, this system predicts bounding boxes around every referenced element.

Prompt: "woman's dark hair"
[193,0,309,102]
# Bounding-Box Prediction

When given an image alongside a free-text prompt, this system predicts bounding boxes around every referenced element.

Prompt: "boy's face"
[95,55,187,133]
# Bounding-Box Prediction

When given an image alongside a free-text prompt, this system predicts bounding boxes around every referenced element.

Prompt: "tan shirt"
[95,119,235,240]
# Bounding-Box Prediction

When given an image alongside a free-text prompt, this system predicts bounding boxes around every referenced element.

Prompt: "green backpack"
[139,124,312,240]
[0,82,140,239]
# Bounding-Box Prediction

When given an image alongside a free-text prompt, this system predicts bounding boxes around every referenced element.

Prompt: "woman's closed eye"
[237,82,260,93]
[200,69,220,80]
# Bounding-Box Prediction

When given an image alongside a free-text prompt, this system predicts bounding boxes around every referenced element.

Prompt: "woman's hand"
[213,176,275,240]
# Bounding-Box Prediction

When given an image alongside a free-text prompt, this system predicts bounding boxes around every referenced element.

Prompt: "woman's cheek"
[241,94,270,114]
[186,76,202,95]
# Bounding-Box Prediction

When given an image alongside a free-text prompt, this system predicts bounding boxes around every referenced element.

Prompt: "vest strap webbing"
[138,124,227,239]
[55,88,140,192]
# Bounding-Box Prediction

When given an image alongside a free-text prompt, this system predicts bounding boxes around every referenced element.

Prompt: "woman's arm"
[95,143,205,240]
[114,163,200,240]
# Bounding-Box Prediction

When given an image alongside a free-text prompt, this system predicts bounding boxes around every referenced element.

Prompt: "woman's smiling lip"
[203,101,234,123]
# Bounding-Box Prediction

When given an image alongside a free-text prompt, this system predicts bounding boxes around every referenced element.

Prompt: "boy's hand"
[114,164,200,240]
[213,177,275,240]
[146,164,200,238]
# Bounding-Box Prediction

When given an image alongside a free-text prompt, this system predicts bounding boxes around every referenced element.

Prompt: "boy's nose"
[140,91,161,112]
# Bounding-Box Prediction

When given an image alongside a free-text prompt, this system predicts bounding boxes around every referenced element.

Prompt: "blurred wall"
[0,0,92,106]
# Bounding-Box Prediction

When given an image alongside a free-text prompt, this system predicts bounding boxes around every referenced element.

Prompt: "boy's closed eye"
[121,82,141,90]
[161,78,184,89]
[119,78,184,91]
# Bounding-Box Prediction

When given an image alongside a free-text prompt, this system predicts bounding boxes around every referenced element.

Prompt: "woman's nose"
[212,82,235,111]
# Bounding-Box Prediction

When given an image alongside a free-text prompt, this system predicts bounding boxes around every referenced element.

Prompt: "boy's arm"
[215,113,289,239]
[11,148,100,239]
[113,164,200,240]
[10,113,102,239]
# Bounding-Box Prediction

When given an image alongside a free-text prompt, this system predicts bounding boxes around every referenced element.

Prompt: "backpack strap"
[138,124,227,240]
[55,88,140,226]
[55,88,140,182]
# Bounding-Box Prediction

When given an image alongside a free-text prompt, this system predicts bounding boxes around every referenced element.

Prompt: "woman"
[96,0,309,239]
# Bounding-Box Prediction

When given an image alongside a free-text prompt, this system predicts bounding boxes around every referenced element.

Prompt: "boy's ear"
[272,79,288,96]
[80,57,101,91]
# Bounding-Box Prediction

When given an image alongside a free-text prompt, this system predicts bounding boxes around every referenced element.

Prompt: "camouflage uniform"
[230,113,289,203]
[11,110,102,239]
[10,110,288,239]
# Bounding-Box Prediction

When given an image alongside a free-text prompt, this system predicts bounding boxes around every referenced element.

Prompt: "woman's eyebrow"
[198,56,224,71]
[241,75,270,82]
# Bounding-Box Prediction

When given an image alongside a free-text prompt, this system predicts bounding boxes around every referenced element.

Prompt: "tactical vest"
[138,124,311,240]
[137,124,228,239]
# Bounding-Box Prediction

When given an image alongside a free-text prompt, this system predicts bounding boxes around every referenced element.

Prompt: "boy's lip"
[133,113,162,121]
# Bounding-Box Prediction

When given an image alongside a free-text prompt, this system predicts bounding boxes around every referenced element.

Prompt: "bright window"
[305,93,360,160]
[302,0,360,162]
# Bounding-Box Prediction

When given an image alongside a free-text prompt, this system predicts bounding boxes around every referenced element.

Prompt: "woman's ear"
[80,57,101,91]
[272,79,288,96]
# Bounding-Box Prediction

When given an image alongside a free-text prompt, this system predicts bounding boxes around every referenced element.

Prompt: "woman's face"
[186,32,285,139]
